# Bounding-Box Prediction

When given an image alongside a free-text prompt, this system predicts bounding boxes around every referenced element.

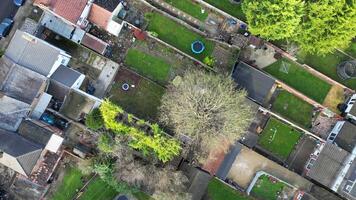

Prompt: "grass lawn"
[109,68,165,120]
[208,178,253,200]
[125,48,171,85]
[344,41,356,58]
[145,12,215,61]
[297,50,356,90]
[251,175,285,200]
[203,0,246,21]
[258,118,302,160]
[264,58,332,104]
[51,168,84,200]
[79,178,117,200]
[163,0,208,21]
[272,90,313,129]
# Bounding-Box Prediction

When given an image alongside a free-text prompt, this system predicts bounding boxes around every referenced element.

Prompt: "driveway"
[0,0,19,22]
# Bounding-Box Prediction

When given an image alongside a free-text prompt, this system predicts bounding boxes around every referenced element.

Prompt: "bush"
[99,100,181,162]
[85,108,104,130]
[98,133,115,153]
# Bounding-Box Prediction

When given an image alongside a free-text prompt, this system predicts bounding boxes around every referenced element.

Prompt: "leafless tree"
[159,70,254,161]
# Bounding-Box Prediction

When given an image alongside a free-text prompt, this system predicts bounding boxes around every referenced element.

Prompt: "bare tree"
[160,70,254,161]
[113,141,191,198]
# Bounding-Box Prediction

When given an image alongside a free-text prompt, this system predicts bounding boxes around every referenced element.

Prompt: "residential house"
[306,143,356,200]
[232,61,276,106]
[327,121,356,153]
[0,128,42,177]
[4,30,71,77]
[0,94,30,132]
[344,94,356,123]
[18,119,63,153]
[0,56,47,105]
[34,0,125,54]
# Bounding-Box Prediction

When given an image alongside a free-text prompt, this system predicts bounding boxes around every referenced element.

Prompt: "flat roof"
[232,62,275,105]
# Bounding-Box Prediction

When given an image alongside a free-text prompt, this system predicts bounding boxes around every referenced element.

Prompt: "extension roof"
[232,62,275,105]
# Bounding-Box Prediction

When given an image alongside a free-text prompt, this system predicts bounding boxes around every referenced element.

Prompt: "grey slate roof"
[5,30,65,76]
[0,94,30,132]
[47,79,70,101]
[17,120,53,146]
[0,128,42,175]
[232,62,276,105]
[335,121,356,153]
[0,57,46,104]
[50,65,81,87]
[307,143,349,187]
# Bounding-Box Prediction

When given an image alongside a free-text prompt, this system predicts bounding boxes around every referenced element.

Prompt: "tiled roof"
[81,33,108,55]
[35,0,88,24]
[88,4,111,29]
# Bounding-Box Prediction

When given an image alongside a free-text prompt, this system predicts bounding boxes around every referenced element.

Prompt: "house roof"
[59,89,97,120]
[232,62,276,105]
[307,143,349,187]
[41,12,76,39]
[5,30,67,77]
[0,57,47,104]
[35,0,88,24]
[50,65,82,87]
[93,0,120,12]
[17,120,53,146]
[334,121,356,153]
[81,33,108,55]
[0,128,42,176]
[350,104,356,116]
[88,4,111,29]
[0,94,30,132]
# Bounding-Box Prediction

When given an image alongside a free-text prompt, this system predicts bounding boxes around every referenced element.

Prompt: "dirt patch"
[227,147,312,190]
[212,44,239,73]
[322,85,345,114]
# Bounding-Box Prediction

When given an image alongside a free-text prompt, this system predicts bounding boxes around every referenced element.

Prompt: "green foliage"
[98,133,115,153]
[242,0,304,40]
[99,100,181,162]
[295,0,356,55]
[203,56,216,67]
[85,108,104,130]
[243,0,356,55]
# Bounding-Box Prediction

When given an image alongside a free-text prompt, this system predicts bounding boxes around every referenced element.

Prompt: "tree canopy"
[243,0,356,55]
[296,0,356,55]
[242,0,304,40]
[159,70,254,161]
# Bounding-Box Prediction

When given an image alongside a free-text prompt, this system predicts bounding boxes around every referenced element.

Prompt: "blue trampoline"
[191,40,205,54]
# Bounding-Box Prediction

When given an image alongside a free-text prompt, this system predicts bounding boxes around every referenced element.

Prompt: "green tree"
[242,0,304,40]
[159,70,254,161]
[295,0,356,55]
[85,108,104,130]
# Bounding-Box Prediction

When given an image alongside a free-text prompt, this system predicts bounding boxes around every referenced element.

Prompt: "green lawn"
[203,0,246,21]
[125,48,171,85]
[251,175,285,200]
[258,118,302,160]
[208,178,253,200]
[272,90,314,129]
[297,50,356,90]
[264,58,332,104]
[345,41,356,58]
[163,0,208,21]
[110,69,165,120]
[80,178,117,200]
[145,12,215,61]
[51,168,85,200]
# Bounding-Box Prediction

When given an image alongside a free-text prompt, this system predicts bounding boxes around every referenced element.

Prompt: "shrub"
[98,133,115,153]
[85,108,104,130]
[99,100,181,162]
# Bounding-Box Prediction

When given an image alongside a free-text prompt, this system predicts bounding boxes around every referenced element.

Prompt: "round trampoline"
[122,83,130,91]
[337,60,356,80]
[191,40,205,54]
